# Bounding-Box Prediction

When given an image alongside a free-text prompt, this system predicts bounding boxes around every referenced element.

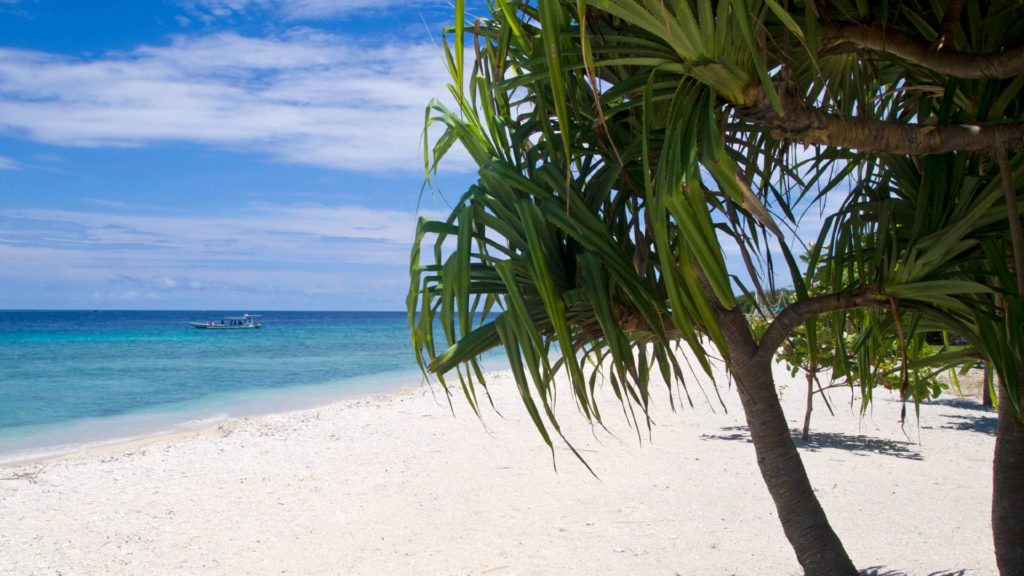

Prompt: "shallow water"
[0,310,495,460]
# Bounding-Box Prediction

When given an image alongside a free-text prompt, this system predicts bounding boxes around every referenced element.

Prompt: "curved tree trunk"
[994,383,1024,575]
[718,308,858,576]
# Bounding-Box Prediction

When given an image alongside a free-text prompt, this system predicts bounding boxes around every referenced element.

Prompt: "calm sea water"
[0,310,492,462]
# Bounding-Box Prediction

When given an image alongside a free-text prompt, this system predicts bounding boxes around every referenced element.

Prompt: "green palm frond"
[413,0,1024,451]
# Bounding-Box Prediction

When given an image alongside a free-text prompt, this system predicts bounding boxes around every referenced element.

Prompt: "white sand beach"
[0,359,998,575]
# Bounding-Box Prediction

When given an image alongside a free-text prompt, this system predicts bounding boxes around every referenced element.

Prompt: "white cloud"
[0,31,467,172]
[180,0,433,21]
[0,202,447,307]
[0,154,16,169]
[0,202,438,262]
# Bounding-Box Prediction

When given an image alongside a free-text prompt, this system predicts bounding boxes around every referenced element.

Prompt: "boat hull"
[190,322,262,330]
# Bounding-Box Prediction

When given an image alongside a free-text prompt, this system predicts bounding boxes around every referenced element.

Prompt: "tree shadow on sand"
[854,568,968,576]
[702,426,923,460]
[927,397,995,413]
[939,413,997,435]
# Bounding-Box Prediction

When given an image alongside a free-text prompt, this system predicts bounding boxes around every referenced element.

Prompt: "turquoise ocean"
[0,310,493,463]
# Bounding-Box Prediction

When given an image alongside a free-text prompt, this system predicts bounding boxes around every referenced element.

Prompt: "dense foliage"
[409,2,1024,574]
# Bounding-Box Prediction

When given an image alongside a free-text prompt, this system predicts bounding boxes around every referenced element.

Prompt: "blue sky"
[0,0,483,310]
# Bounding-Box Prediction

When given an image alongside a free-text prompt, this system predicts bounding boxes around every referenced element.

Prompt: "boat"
[190,314,262,330]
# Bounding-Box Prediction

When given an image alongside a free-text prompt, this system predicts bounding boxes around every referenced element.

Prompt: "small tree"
[765,248,977,440]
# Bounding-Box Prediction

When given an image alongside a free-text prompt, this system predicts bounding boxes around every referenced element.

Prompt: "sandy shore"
[0,359,998,575]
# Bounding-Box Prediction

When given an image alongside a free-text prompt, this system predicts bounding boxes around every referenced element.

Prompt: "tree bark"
[936,0,966,51]
[994,382,1024,575]
[757,286,885,360]
[802,369,814,441]
[826,23,1024,80]
[718,306,858,576]
[734,87,1024,155]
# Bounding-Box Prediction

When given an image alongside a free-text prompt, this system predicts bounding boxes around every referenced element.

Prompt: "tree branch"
[756,286,886,363]
[826,23,1024,80]
[936,0,966,51]
[735,86,1024,155]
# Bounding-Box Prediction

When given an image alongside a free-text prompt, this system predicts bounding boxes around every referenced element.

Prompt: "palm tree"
[822,150,1024,574]
[408,2,1024,574]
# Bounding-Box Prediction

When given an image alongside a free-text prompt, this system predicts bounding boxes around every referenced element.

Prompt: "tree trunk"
[984,363,994,408]
[802,369,814,440]
[718,308,858,576]
[993,382,1024,575]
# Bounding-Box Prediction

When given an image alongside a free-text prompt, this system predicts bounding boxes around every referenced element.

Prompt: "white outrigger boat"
[190,314,262,329]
